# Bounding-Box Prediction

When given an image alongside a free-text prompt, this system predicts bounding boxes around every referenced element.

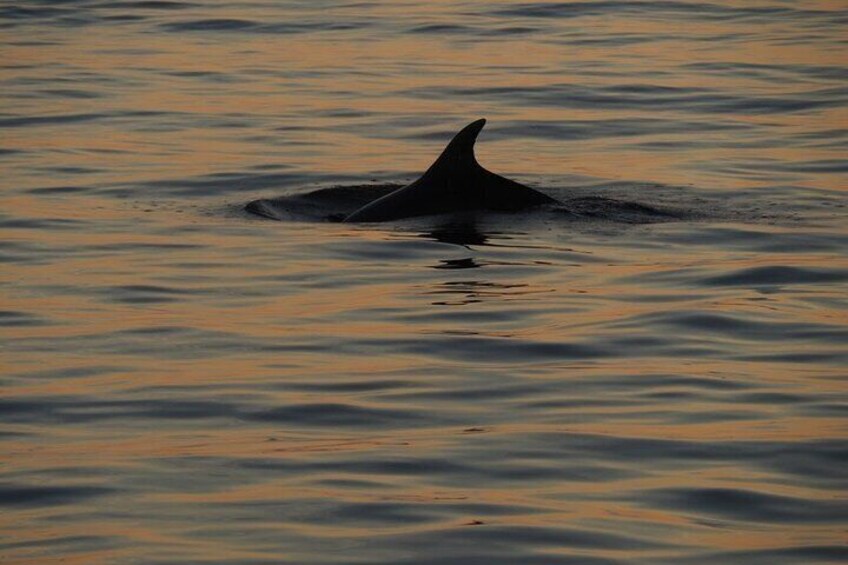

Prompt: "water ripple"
[1,1,846,562]
[642,487,848,523]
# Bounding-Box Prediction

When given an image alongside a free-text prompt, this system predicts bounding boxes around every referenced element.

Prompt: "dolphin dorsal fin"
[422,118,486,176]
[341,118,557,222]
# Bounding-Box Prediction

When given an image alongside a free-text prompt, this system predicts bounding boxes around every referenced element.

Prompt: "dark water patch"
[35,88,103,99]
[0,112,103,128]
[93,0,196,9]
[737,351,848,365]
[684,61,848,83]
[0,5,70,21]
[552,31,679,48]
[408,23,471,34]
[0,310,52,327]
[4,38,64,46]
[284,379,417,393]
[38,165,104,175]
[703,159,848,183]
[796,402,848,418]
[395,335,608,363]
[88,241,204,251]
[642,487,848,524]
[573,373,754,393]
[744,158,847,175]
[240,456,472,480]
[418,280,551,306]
[315,108,375,119]
[625,264,848,289]
[159,18,262,31]
[242,455,634,486]
[663,545,848,565]
[491,2,844,24]
[0,110,172,128]
[652,226,848,254]
[160,18,371,34]
[703,265,848,287]
[514,434,848,487]
[623,137,786,152]
[104,284,197,304]
[0,396,241,424]
[206,498,538,528]
[0,394,436,428]
[161,70,227,78]
[237,499,445,526]
[0,535,123,554]
[14,365,127,380]
[402,84,847,115]
[792,128,848,150]
[671,409,765,424]
[374,554,620,565]
[379,333,734,363]
[386,524,668,553]
[0,483,112,507]
[386,382,546,404]
[5,325,328,359]
[406,23,541,39]
[0,240,69,265]
[611,311,848,344]
[730,392,810,405]
[488,25,540,36]
[395,307,544,326]
[244,403,427,428]
[0,8,101,28]
[99,13,147,22]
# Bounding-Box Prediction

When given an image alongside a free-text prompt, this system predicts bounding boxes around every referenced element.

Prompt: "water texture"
[1,1,846,563]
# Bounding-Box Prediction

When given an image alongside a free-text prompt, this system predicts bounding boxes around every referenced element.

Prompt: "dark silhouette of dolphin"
[344,119,558,222]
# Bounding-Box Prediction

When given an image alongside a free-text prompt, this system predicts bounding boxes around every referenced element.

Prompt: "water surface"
[1,1,847,563]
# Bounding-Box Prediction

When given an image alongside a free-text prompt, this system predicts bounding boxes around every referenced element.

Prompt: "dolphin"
[343,118,558,222]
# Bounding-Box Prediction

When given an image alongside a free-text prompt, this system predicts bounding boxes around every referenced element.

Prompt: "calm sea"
[1,1,846,563]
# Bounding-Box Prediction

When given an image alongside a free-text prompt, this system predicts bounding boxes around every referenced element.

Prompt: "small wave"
[0,310,51,327]
[492,2,843,25]
[667,546,848,565]
[401,83,847,115]
[104,284,196,304]
[0,484,112,507]
[160,18,371,34]
[161,18,256,31]
[0,110,171,129]
[610,310,848,343]
[684,61,848,83]
[624,264,848,289]
[244,403,425,427]
[96,1,196,9]
[0,215,86,230]
[642,487,848,523]
[703,265,848,287]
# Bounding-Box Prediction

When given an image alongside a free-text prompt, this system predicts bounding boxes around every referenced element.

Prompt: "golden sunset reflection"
[2,0,847,563]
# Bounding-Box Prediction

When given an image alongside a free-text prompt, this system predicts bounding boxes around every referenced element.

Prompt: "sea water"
[1,1,846,563]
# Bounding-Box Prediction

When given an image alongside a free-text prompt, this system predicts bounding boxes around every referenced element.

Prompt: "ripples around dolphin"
[2,0,847,563]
